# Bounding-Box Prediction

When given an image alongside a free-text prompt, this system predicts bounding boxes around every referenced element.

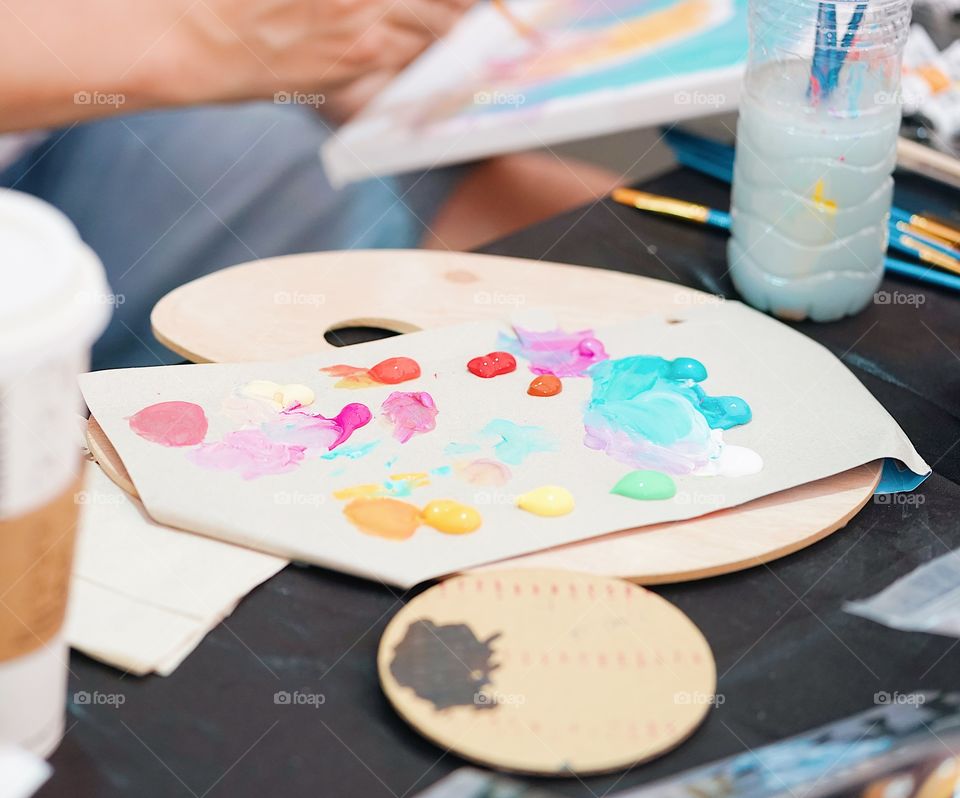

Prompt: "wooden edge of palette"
[630,463,881,584]
[148,249,715,365]
[477,461,882,584]
[86,416,139,499]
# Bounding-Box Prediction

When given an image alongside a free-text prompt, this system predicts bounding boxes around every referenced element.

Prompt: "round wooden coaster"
[378,569,716,776]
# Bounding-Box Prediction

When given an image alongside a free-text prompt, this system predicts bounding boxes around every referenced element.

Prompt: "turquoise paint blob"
[482,419,557,465]
[383,475,419,497]
[430,465,452,477]
[610,470,677,501]
[319,440,380,461]
[583,355,752,475]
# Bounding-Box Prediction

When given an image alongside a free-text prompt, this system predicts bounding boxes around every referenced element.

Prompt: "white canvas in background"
[322,0,747,185]
[79,302,928,588]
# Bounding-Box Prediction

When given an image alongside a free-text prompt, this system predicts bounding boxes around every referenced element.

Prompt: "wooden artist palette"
[378,569,716,775]
[87,250,881,583]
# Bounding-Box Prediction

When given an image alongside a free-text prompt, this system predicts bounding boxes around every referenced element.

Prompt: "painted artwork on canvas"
[322,0,748,184]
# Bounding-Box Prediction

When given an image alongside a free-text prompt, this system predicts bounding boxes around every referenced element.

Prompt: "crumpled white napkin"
[0,746,51,798]
[66,462,287,676]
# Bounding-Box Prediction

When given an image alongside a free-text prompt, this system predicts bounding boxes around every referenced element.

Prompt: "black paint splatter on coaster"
[390,618,501,711]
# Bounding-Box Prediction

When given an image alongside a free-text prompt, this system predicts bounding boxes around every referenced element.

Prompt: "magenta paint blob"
[261,402,372,452]
[128,401,208,447]
[381,391,438,443]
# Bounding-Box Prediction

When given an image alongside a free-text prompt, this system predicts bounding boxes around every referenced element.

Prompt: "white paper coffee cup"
[0,189,111,757]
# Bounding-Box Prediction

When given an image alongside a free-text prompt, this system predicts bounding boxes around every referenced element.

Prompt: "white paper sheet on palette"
[78,301,929,588]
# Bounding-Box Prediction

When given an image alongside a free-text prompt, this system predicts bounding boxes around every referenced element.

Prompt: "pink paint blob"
[261,402,372,451]
[187,429,305,479]
[380,391,438,444]
[128,401,208,447]
[505,327,608,377]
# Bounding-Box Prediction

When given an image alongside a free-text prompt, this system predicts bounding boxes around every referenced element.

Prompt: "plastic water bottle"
[729,0,912,322]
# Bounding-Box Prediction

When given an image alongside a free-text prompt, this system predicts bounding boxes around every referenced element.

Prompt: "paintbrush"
[610,188,731,229]
[891,207,960,248]
[892,220,959,260]
[890,230,960,276]
[610,187,960,293]
[663,128,960,252]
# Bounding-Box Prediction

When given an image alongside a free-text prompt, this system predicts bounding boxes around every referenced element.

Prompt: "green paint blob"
[610,470,677,501]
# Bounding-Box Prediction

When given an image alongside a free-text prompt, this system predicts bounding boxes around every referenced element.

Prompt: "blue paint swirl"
[583,355,752,474]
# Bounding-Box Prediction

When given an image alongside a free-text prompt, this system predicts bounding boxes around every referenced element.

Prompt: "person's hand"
[178,0,477,121]
[0,0,474,131]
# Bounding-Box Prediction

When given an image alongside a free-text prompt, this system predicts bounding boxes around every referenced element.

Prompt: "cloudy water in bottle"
[729,0,911,322]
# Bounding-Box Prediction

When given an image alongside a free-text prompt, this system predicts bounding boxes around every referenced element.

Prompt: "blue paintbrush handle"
[707,209,731,229]
[664,129,952,245]
[884,257,960,292]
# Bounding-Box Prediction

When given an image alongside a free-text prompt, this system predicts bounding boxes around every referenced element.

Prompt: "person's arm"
[0,0,473,132]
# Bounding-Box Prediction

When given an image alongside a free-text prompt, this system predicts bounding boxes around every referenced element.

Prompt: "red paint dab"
[368,357,420,384]
[467,351,516,379]
[527,374,562,397]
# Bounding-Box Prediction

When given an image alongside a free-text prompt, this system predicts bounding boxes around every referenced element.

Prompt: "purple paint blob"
[381,391,438,443]
[261,402,372,451]
[128,401,208,447]
[499,327,608,377]
[187,429,305,479]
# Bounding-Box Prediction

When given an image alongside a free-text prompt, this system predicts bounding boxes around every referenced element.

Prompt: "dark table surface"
[44,165,960,798]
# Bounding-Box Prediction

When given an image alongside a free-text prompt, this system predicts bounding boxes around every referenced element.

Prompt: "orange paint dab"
[368,357,420,385]
[343,498,421,540]
[527,375,562,397]
[321,357,420,389]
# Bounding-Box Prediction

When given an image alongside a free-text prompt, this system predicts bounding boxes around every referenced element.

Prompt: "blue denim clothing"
[0,102,459,368]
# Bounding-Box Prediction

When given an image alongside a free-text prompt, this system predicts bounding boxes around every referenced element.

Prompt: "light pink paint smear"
[187,429,305,479]
[500,327,608,377]
[380,391,438,443]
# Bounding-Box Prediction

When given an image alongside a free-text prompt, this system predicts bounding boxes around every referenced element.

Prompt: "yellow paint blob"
[240,380,315,408]
[516,485,575,517]
[390,472,430,489]
[343,498,421,540]
[333,472,431,502]
[333,484,383,500]
[421,500,482,535]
